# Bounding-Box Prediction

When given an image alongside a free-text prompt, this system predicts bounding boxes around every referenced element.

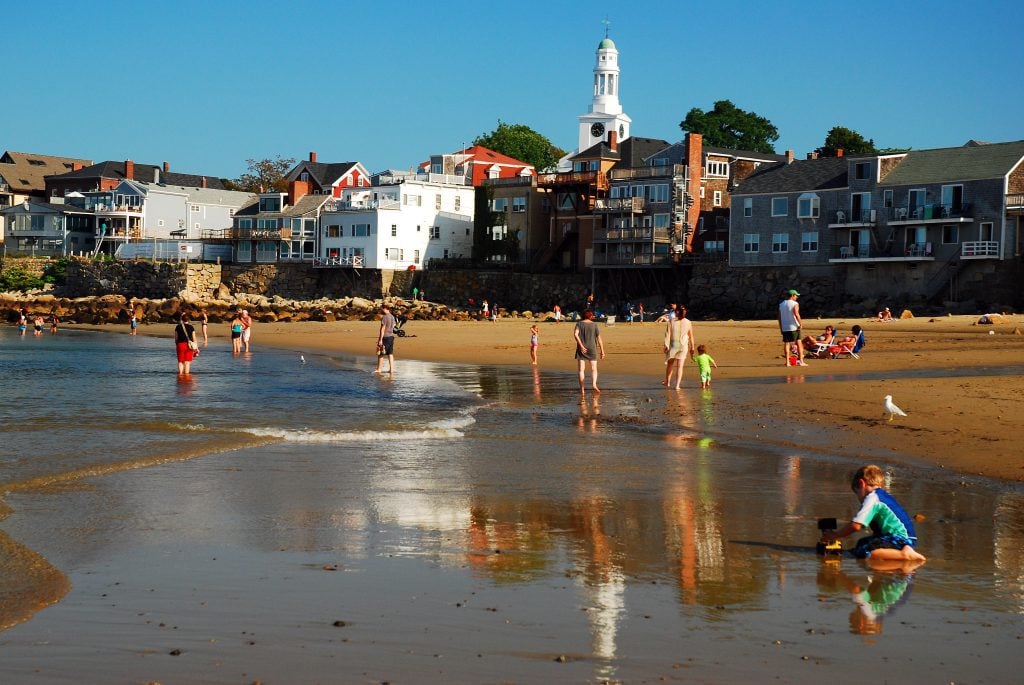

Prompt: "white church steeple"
[577,33,632,153]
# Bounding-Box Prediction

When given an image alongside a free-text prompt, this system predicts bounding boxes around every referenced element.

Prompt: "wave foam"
[240,426,464,442]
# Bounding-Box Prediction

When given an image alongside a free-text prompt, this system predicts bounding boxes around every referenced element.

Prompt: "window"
[303,218,316,237]
[387,248,404,260]
[158,219,165,227]
[492,198,508,212]
[239,219,252,229]
[190,204,200,213]
[704,240,725,252]
[352,223,370,237]
[259,196,281,212]
[883,189,893,208]
[797,193,820,218]
[430,226,440,239]
[194,222,200,229]
[403,193,421,206]
[743,233,759,253]
[713,190,722,207]
[435,194,442,210]
[771,197,788,217]
[979,222,994,242]
[942,225,959,244]
[391,224,397,237]
[454,196,461,211]
[256,218,277,229]
[300,172,309,182]
[654,214,669,228]
[512,196,526,213]
[941,184,964,212]
[326,225,341,238]
[854,162,870,180]
[705,160,729,177]
[699,186,705,198]
[743,197,752,217]
[772,232,789,253]
[801,231,819,252]
[414,249,420,263]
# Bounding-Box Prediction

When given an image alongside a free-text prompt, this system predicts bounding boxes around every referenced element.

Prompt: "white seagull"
[300,355,306,364]
[883,395,907,421]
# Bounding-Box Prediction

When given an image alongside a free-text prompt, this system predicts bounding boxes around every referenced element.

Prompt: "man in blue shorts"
[823,464,926,564]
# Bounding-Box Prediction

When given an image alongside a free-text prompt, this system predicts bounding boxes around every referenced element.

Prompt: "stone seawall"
[411,270,591,312]
[0,257,54,278]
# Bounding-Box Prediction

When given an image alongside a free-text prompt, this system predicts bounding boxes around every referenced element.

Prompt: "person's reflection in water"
[817,560,924,637]
[176,374,196,395]
[785,373,805,384]
[576,396,600,432]
[532,366,542,400]
[700,391,715,426]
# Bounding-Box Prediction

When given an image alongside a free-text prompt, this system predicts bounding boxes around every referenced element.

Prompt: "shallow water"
[1,327,1023,683]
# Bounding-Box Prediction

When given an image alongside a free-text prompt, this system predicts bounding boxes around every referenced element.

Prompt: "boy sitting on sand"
[823,465,926,563]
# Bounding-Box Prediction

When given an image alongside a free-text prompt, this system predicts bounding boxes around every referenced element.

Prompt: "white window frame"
[492,198,508,212]
[705,160,729,177]
[430,226,440,239]
[801,231,819,252]
[713,190,722,207]
[391,224,397,237]
[512,196,527,213]
[797,193,820,219]
[771,197,788,217]
[743,233,759,253]
[743,197,752,217]
[772,232,789,253]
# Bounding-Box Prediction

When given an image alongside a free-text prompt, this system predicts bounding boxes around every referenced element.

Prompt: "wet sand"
[108,312,1024,482]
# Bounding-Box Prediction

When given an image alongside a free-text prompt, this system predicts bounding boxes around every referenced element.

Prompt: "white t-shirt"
[779,299,799,331]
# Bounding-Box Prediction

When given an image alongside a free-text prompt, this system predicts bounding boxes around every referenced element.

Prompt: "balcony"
[829,209,877,226]
[483,175,537,187]
[1006,193,1024,211]
[536,170,608,191]
[325,198,400,211]
[888,203,972,224]
[829,242,935,263]
[609,164,685,181]
[592,252,673,267]
[313,255,364,268]
[594,227,670,242]
[594,197,646,213]
[961,241,999,259]
[201,227,293,241]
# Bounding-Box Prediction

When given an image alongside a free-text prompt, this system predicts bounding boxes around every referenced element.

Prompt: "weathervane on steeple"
[601,16,611,37]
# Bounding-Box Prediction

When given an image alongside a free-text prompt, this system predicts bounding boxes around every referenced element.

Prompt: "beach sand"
[111,312,1024,482]
[5,313,1022,683]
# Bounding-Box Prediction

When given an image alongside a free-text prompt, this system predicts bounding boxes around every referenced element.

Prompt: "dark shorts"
[781,329,801,343]
[231,331,241,339]
[381,336,395,355]
[852,534,916,559]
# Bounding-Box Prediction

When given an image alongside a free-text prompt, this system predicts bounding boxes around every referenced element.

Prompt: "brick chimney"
[201,176,207,188]
[607,130,618,151]
[785,150,794,165]
[124,159,135,180]
[163,161,170,173]
[310,151,317,163]
[684,132,704,254]
[72,162,83,171]
[807,151,819,160]
[289,179,310,205]
[836,148,844,158]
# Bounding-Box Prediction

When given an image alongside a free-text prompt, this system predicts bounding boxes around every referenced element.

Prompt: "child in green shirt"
[694,344,718,389]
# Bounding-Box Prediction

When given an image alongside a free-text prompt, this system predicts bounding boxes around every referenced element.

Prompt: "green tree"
[816,126,878,157]
[233,156,296,193]
[680,100,779,153]
[474,121,566,172]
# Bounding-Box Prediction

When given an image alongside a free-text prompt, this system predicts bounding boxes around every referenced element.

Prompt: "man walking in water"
[375,303,397,377]
[778,289,806,366]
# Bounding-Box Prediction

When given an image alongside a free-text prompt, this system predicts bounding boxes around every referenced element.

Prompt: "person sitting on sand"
[822,464,926,564]
[802,325,835,351]
[878,307,893,322]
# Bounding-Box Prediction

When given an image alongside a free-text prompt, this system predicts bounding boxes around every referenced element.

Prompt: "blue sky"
[5,0,1022,179]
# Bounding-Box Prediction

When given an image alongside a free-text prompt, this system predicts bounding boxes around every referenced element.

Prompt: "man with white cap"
[778,289,806,366]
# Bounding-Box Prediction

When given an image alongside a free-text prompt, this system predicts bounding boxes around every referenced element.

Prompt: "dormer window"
[300,172,309,182]
[854,162,870,180]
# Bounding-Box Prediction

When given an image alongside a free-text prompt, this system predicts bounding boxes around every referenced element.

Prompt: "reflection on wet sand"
[817,561,923,637]
[0,529,70,631]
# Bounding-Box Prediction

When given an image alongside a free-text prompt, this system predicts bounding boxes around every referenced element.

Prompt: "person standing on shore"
[229,311,244,354]
[574,309,605,396]
[553,304,562,323]
[174,313,199,376]
[200,309,209,346]
[375,303,397,377]
[778,289,806,366]
[240,310,253,352]
[664,304,695,389]
[529,324,539,365]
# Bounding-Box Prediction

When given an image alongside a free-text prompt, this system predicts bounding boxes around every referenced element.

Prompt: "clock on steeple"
[590,122,605,137]
[577,32,632,154]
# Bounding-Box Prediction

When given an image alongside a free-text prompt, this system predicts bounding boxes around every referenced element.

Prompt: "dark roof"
[45,161,226,190]
[233,194,331,219]
[0,151,93,192]
[0,200,94,215]
[571,141,620,161]
[612,136,672,170]
[733,157,848,195]
[287,161,360,187]
[878,140,1024,185]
